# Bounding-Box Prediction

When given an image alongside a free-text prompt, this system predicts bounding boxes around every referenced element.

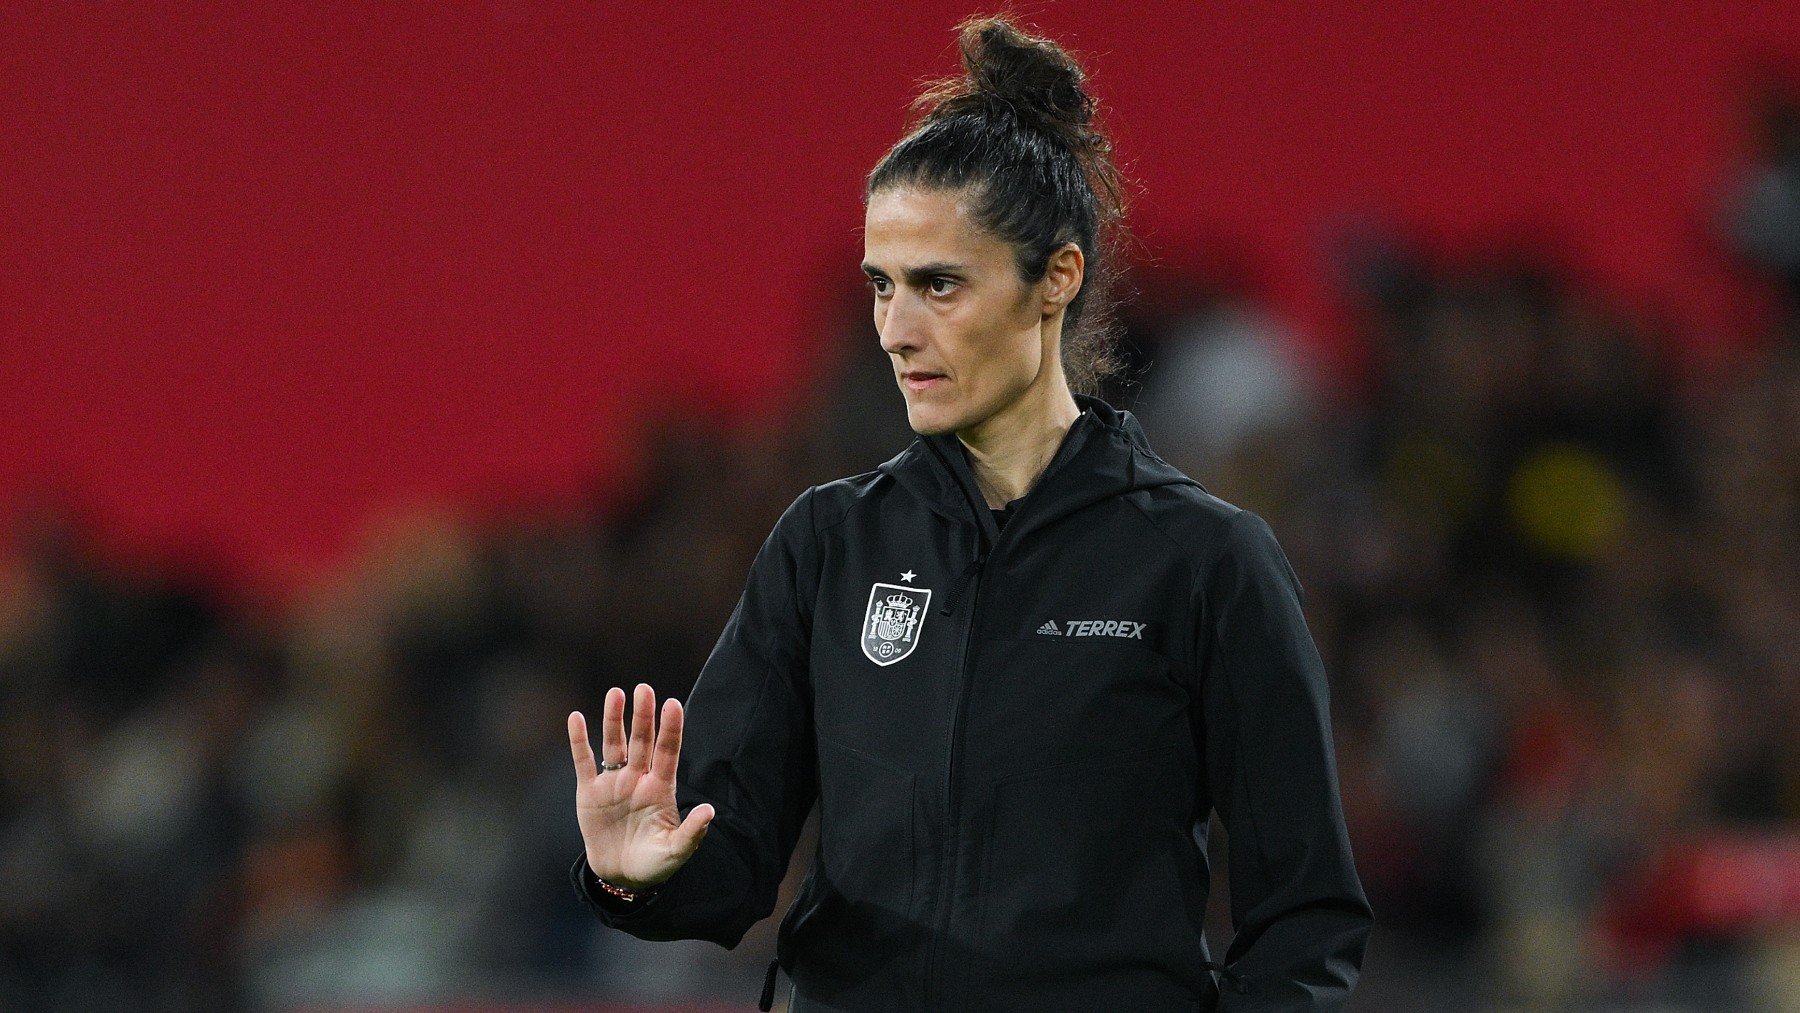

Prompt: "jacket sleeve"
[570,486,821,949]
[1196,509,1373,1010]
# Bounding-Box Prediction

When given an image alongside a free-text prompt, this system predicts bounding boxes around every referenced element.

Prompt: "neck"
[956,374,1081,509]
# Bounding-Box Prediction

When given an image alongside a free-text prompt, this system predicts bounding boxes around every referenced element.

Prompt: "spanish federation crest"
[862,582,932,666]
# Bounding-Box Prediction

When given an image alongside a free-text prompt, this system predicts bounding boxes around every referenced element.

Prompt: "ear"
[1041,242,1085,319]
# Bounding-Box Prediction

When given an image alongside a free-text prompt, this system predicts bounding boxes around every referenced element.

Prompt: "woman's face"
[862,185,1063,437]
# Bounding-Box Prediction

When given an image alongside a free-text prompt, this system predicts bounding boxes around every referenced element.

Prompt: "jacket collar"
[875,393,1201,551]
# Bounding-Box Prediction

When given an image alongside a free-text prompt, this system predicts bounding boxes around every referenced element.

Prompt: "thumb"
[675,802,715,855]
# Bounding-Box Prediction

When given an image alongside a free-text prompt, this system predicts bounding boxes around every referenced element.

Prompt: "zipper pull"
[939,553,985,617]
[759,956,779,1010]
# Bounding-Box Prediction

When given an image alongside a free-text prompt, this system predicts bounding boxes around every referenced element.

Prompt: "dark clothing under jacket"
[572,393,1373,1010]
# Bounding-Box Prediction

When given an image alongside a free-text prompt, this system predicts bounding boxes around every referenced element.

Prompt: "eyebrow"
[861,261,971,285]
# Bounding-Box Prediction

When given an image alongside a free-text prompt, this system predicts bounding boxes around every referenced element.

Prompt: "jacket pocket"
[972,740,1209,998]
[786,733,921,996]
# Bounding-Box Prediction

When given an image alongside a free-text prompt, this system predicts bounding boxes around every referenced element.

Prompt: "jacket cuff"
[570,851,669,924]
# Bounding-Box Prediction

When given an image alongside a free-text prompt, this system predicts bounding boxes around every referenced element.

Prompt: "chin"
[903,401,965,437]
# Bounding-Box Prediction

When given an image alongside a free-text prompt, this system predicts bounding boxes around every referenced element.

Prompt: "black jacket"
[572,393,1373,1010]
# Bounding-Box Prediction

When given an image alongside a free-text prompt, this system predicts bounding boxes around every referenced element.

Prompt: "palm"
[569,684,715,891]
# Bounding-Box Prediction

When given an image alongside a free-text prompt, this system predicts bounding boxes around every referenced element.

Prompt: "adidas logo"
[1036,619,1147,640]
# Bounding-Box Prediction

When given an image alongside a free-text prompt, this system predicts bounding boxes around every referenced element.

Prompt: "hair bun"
[960,18,1095,138]
[907,15,1106,159]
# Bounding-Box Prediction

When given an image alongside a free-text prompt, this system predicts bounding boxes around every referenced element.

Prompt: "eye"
[928,276,958,296]
[866,276,891,297]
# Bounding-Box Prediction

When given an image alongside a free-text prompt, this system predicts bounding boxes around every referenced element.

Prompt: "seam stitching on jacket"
[1213,510,1276,893]
[724,659,779,899]
[814,483,858,536]
[1119,490,1211,681]
[794,486,819,634]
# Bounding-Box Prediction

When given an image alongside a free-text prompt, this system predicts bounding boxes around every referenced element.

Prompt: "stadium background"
[2,3,1797,1009]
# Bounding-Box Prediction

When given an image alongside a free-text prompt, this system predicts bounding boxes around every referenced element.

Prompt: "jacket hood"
[875,393,1202,550]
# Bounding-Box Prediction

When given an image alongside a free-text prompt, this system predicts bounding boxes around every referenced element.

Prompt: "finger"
[601,686,626,768]
[652,697,684,781]
[674,802,715,857]
[627,683,655,770]
[568,710,596,779]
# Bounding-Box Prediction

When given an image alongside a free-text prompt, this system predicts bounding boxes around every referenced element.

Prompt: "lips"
[902,370,946,391]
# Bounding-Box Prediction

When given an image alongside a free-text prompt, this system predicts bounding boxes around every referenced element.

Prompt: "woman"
[566,16,1372,1011]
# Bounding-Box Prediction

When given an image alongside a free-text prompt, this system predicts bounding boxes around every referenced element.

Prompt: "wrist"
[594,873,658,903]
[586,860,662,902]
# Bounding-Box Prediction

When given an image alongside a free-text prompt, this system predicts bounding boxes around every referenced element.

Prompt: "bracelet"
[593,870,658,903]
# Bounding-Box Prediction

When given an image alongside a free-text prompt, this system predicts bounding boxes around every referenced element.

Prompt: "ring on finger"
[600,760,627,772]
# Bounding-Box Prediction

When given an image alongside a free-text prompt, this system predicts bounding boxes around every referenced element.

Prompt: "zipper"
[916,435,1026,1006]
[922,543,986,1008]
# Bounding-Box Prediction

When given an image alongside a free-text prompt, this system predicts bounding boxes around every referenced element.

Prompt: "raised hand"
[569,683,715,890]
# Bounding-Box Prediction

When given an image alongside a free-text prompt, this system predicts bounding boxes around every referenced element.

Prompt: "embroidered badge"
[862,581,931,666]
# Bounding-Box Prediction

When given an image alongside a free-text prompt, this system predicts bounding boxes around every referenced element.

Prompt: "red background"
[4,3,1797,604]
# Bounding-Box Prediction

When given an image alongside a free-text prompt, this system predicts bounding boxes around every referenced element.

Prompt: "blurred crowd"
[1128,240,1798,1007]
[4,96,1799,1013]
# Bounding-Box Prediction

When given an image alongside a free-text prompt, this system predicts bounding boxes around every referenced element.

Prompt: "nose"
[877,292,924,357]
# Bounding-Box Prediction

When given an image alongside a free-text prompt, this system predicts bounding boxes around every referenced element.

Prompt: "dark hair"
[866,14,1131,394]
